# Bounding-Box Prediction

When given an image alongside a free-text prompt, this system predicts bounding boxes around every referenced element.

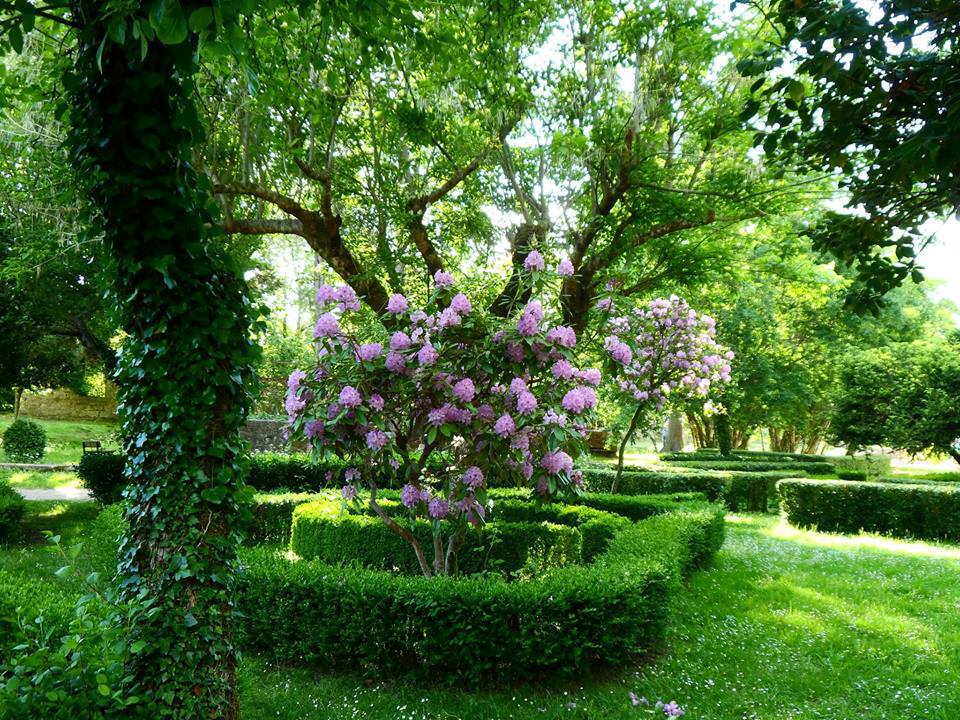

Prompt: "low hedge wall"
[579,466,792,512]
[290,498,590,576]
[658,459,835,474]
[237,495,725,685]
[660,450,825,463]
[79,451,520,502]
[778,478,960,542]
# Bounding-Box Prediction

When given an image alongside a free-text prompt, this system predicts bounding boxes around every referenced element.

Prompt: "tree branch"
[213,182,313,222]
[221,217,306,237]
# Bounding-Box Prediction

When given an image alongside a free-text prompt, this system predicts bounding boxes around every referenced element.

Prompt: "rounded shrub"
[0,480,26,543]
[76,450,126,504]
[2,420,46,463]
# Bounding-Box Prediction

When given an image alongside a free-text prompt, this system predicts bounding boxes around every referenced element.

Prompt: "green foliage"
[2,419,46,462]
[830,341,960,464]
[662,459,835,474]
[739,1,960,308]
[580,465,795,512]
[76,451,125,504]
[0,479,25,543]
[237,497,725,685]
[779,479,960,542]
[290,498,585,577]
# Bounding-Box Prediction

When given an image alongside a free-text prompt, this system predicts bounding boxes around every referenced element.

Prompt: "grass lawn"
[5,503,957,719]
[0,469,82,490]
[0,414,118,465]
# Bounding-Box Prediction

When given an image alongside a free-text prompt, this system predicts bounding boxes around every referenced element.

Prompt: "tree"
[202,0,823,331]
[287,262,598,576]
[739,0,960,310]
[1,2,264,716]
[0,225,99,416]
[831,341,960,466]
[599,294,732,491]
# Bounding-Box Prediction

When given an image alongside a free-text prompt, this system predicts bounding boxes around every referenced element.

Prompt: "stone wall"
[239,418,301,453]
[20,387,118,421]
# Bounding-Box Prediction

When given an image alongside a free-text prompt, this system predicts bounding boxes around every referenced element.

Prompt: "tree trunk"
[948,447,960,467]
[715,413,732,457]
[612,406,645,493]
[68,7,253,717]
[13,387,22,419]
[663,412,684,452]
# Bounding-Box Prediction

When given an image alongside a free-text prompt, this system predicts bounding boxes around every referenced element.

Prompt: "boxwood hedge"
[778,478,960,542]
[236,494,725,685]
[290,498,591,576]
[0,480,25,544]
[658,458,835,474]
[579,466,792,512]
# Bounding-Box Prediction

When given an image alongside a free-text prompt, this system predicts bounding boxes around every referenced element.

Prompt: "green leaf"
[189,7,214,32]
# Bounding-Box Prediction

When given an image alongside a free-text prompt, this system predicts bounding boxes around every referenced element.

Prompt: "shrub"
[831,454,892,478]
[659,459,835,474]
[778,478,960,541]
[290,498,585,577]
[2,420,46,463]
[77,451,126,504]
[579,466,791,512]
[0,480,26,543]
[237,496,725,685]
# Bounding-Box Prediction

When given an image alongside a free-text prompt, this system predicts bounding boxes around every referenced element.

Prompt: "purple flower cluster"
[289,266,600,575]
[524,250,545,271]
[314,312,340,339]
[387,293,408,314]
[601,294,732,415]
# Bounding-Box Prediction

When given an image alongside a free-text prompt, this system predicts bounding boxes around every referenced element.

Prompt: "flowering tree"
[285,254,600,577]
[600,295,733,492]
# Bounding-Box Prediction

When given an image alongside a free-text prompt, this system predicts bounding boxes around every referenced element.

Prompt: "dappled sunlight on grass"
[3,470,82,490]
[766,516,960,560]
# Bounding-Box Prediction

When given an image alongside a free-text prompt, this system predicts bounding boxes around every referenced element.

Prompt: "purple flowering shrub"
[285,264,599,577]
[598,293,733,491]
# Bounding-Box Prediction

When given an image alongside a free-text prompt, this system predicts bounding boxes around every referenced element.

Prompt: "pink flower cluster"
[286,262,599,572]
[600,294,732,414]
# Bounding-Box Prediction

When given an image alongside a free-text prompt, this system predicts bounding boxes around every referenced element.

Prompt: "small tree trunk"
[948,447,960,467]
[612,406,645,493]
[715,413,732,457]
[663,412,684,452]
[13,388,23,419]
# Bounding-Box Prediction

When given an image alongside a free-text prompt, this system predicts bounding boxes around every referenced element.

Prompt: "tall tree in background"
[739,0,960,310]
[205,0,825,332]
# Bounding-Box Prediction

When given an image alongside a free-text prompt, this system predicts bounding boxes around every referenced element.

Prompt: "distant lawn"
[0,414,118,465]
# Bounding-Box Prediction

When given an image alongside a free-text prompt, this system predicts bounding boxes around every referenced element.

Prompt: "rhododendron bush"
[599,293,733,491]
[285,261,599,577]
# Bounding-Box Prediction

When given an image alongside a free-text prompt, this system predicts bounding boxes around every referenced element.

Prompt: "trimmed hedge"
[580,466,792,512]
[237,495,725,685]
[290,498,587,576]
[659,459,835,474]
[0,481,26,543]
[78,450,467,500]
[660,450,825,463]
[778,478,960,542]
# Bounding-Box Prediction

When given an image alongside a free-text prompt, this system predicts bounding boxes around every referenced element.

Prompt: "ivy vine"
[64,2,260,717]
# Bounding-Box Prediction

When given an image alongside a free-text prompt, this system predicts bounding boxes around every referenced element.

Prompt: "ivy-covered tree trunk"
[66,4,257,718]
